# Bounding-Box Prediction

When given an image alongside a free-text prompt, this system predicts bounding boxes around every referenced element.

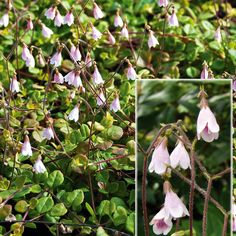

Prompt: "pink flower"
[21,135,32,156]
[170,139,191,170]
[91,25,102,40]
[42,126,54,140]
[53,70,64,84]
[121,24,129,39]
[233,216,236,232]
[169,10,179,27]
[93,2,104,19]
[158,0,169,7]
[42,24,53,38]
[201,63,208,79]
[54,10,64,27]
[148,137,170,175]
[96,91,106,106]
[114,12,123,27]
[127,63,137,80]
[92,65,104,85]
[233,80,236,92]
[107,31,116,45]
[64,71,75,85]
[22,43,31,61]
[215,26,222,43]
[148,30,159,48]
[70,43,81,61]
[72,71,83,88]
[85,52,92,67]
[25,52,35,68]
[0,13,9,27]
[45,6,56,20]
[110,96,120,112]
[50,50,62,67]
[164,187,189,218]
[34,157,46,174]
[10,75,20,93]
[68,105,79,122]
[64,11,74,26]
[27,18,33,30]
[150,208,173,235]
[197,104,220,142]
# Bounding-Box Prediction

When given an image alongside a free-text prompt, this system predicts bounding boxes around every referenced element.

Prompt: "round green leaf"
[50,203,67,217]
[15,200,28,213]
[36,197,54,213]
[46,170,64,189]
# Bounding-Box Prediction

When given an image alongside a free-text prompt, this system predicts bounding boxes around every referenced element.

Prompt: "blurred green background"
[137,80,231,236]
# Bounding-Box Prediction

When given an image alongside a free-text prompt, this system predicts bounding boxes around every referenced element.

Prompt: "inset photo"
[137,80,231,236]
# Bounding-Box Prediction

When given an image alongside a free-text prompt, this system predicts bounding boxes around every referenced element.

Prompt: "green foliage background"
[137,80,231,236]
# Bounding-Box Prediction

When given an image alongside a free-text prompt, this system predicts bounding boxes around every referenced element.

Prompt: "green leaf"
[36,196,54,213]
[113,206,127,226]
[97,200,110,217]
[96,227,109,236]
[186,67,200,78]
[0,205,12,220]
[107,126,123,140]
[125,212,135,234]
[46,170,64,189]
[50,203,67,217]
[15,200,28,213]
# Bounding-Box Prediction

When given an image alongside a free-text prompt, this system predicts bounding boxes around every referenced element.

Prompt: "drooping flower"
[168,10,179,27]
[92,65,104,85]
[0,12,9,27]
[64,71,75,85]
[197,93,220,142]
[41,23,53,38]
[50,50,62,67]
[91,24,102,40]
[110,95,121,112]
[37,53,45,67]
[21,135,32,156]
[148,137,170,175]
[85,52,93,67]
[96,90,106,106]
[68,104,80,122]
[170,139,191,170]
[26,18,33,30]
[126,61,137,80]
[53,69,64,84]
[201,62,208,79]
[22,43,31,61]
[214,26,222,43]
[33,157,47,174]
[26,53,35,68]
[42,126,54,140]
[114,10,123,27]
[148,30,159,48]
[149,208,173,235]
[10,74,20,93]
[64,10,74,26]
[70,43,81,61]
[163,181,189,218]
[72,71,83,88]
[54,10,64,27]
[107,30,116,45]
[158,0,169,7]
[45,6,56,20]
[93,2,104,19]
[233,80,236,92]
[121,24,129,40]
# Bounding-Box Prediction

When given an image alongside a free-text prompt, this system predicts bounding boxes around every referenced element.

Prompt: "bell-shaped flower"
[169,10,179,27]
[0,12,9,27]
[93,2,104,19]
[233,216,236,232]
[21,135,32,156]
[121,24,129,39]
[68,104,79,122]
[54,10,63,27]
[42,126,54,140]
[170,139,191,170]
[50,50,62,67]
[96,91,106,106]
[72,71,83,88]
[92,65,104,85]
[91,25,102,40]
[149,208,173,235]
[70,43,81,61]
[215,26,222,43]
[53,69,64,84]
[148,137,170,175]
[64,71,75,84]
[148,30,159,48]
[22,43,31,61]
[10,75,20,93]
[110,95,121,112]
[107,30,116,45]
[27,18,33,30]
[201,63,208,79]
[127,61,137,80]
[197,101,220,142]
[37,53,45,67]
[158,0,169,7]
[85,52,92,67]
[163,181,189,219]
[45,6,56,20]
[42,23,53,38]
[33,157,47,174]
[64,11,74,26]
[114,11,123,27]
